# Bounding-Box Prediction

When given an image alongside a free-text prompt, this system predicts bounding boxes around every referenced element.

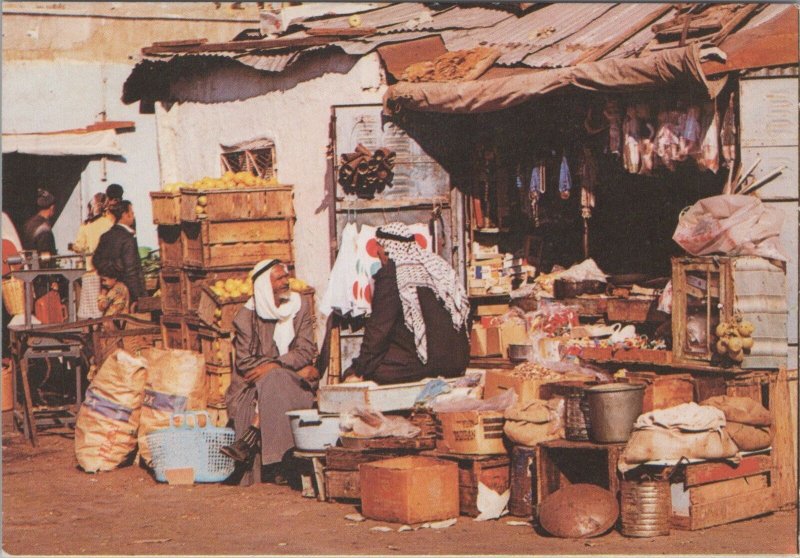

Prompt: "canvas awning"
[384,44,726,115]
[2,126,129,157]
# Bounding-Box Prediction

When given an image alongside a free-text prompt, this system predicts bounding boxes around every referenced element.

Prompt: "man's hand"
[297,365,320,383]
[244,361,280,384]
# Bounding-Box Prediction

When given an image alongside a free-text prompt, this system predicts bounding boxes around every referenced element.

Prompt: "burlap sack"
[75,350,148,472]
[700,395,771,426]
[137,348,206,466]
[619,428,739,472]
[503,398,564,446]
[726,421,771,451]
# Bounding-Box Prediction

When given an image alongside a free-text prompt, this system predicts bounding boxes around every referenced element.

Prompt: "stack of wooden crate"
[151,183,295,426]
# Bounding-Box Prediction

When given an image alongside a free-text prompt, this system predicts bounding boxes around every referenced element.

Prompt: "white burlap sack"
[75,350,148,472]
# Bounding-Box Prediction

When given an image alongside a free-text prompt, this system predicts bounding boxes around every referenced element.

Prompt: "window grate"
[220,145,275,180]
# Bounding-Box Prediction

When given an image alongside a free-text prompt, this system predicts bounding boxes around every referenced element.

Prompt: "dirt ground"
[2,427,797,557]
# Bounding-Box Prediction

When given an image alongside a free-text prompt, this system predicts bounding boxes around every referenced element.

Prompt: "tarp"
[2,129,123,156]
[384,43,725,115]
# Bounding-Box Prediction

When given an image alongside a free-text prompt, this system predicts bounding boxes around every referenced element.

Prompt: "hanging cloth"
[559,156,573,200]
[319,222,359,317]
[529,163,546,227]
[700,100,720,174]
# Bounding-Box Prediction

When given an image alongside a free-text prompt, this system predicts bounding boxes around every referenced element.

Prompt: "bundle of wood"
[337,143,396,196]
[401,47,500,83]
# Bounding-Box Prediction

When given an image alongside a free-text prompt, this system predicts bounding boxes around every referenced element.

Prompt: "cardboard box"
[499,321,527,359]
[470,325,502,357]
[434,410,507,455]
[484,369,588,402]
[475,303,510,317]
[360,456,459,524]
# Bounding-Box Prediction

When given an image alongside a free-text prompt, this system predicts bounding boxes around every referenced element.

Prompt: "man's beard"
[276,291,291,304]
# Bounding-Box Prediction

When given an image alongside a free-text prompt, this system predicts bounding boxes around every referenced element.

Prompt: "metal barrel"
[620,479,671,537]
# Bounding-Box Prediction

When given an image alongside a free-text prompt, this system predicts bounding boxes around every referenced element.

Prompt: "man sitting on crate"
[341,222,470,385]
[221,258,319,485]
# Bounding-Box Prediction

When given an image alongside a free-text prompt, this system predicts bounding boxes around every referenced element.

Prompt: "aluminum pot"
[285,409,341,451]
[586,383,645,443]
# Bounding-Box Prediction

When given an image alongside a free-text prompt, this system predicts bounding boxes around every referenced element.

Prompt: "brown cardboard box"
[475,303,510,317]
[499,321,528,358]
[435,410,507,455]
[360,456,459,524]
[484,369,589,402]
[470,325,502,357]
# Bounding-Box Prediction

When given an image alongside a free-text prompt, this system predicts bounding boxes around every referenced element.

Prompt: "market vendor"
[92,200,146,306]
[221,259,319,485]
[342,222,470,385]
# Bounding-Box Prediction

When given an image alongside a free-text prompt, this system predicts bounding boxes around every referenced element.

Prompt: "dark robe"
[92,224,146,302]
[344,260,469,385]
[22,214,56,255]
[225,296,317,486]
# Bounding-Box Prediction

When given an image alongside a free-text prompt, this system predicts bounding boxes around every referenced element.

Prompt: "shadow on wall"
[123,49,360,108]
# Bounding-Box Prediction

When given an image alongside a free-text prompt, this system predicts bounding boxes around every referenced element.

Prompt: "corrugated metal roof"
[294,3,431,31]
[379,5,513,34]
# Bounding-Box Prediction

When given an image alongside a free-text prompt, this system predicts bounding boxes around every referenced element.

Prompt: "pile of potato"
[714,318,755,364]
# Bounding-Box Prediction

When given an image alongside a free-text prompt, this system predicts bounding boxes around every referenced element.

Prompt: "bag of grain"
[137,348,206,467]
[75,349,148,472]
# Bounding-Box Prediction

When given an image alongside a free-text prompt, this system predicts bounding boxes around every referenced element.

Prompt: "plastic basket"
[2,277,25,316]
[146,411,236,483]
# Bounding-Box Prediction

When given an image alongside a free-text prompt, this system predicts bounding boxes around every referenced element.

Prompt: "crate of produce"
[159,267,183,315]
[182,267,252,311]
[182,219,294,269]
[150,191,182,225]
[434,410,507,455]
[421,450,511,517]
[199,331,234,368]
[196,285,249,332]
[157,225,183,268]
[206,363,232,409]
[181,185,294,223]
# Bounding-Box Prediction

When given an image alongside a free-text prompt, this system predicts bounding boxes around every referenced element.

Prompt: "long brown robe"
[225,296,317,486]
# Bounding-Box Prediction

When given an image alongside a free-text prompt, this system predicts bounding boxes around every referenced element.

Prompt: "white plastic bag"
[672,195,786,261]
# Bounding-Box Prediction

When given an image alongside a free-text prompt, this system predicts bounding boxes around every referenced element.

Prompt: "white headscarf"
[376,222,470,364]
[244,259,302,355]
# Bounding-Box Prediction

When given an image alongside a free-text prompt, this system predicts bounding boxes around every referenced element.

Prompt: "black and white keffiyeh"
[376,222,470,364]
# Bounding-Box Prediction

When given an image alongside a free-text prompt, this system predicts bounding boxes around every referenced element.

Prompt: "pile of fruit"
[163,171,278,193]
[210,277,254,301]
[714,318,755,364]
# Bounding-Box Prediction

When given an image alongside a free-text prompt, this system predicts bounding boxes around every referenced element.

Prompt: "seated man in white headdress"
[342,222,471,385]
[221,259,319,485]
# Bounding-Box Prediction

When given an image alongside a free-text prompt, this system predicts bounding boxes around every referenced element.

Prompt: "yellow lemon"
[195,205,205,215]
[224,278,236,291]
[197,195,208,206]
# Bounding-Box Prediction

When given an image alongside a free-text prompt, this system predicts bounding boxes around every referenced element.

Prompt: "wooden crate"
[157,225,183,268]
[621,371,694,412]
[180,186,294,222]
[161,314,187,349]
[182,220,294,269]
[196,286,248,332]
[159,267,183,315]
[184,317,214,354]
[606,297,662,323]
[421,450,510,518]
[535,439,625,505]
[324,469,361,501]
[325,447,413,471]
[182,267,251,311]
[670,453,775,530]
[206,363,231,408]
[150,191,182,225]
[199,331,234,368]
[509,445,539,517]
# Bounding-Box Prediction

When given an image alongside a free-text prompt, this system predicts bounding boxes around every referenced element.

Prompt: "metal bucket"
[586,383,645,443]
[620,479,671,537]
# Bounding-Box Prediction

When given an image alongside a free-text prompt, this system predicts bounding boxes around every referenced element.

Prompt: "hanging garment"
[639,139,655,175]
[655,116,679,171]
[558,156,572,200]
[679,107,702,159]
[700,104,720,174]
[529,163,546,226]
[622,109,642,174]
[319,222,359,317]
[721,95,736,166]
[603,100,622,155]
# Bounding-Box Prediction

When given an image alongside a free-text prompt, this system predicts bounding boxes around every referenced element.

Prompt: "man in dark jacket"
[22,189,57,256]
[342,222,471,385]
[92,200,146,305]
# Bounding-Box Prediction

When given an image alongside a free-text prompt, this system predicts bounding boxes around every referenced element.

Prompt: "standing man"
[222,259,318,486]
[342,222,471,385]
[22,189,57,257]
[92,200,146,307]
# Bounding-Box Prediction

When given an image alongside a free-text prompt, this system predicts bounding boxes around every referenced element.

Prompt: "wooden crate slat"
[683,454,772,487]
[181,186,294,222]
[206,363,232,408]
[325,469,361,501]
[157,225,183,268]
[159,268,183,314]
[671,486,775,531]
[199,330,234,368]
[151,191,182,225]
[689,473,770,505]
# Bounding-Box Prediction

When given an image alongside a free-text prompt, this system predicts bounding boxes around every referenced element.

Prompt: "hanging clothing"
[529,164,546,226]
[700,105,720,174]
[558,156,573,200]
[319,222,358,317]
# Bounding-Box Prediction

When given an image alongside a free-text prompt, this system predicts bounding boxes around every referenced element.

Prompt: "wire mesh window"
[220,144,276,180]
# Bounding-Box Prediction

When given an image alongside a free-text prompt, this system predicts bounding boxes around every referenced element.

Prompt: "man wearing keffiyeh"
[221,259,319,485]
[343,222,471,385]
